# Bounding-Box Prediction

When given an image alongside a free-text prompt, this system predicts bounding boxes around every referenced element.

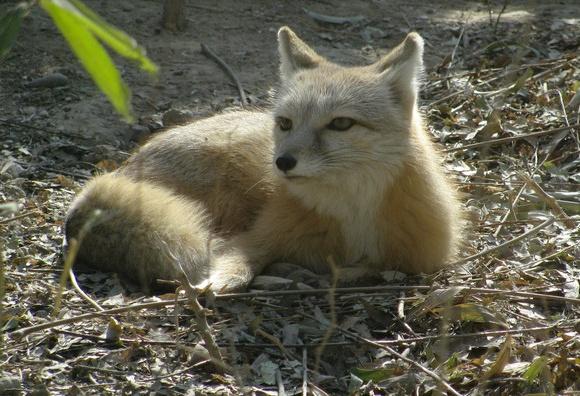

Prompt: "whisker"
[245,177,270,194]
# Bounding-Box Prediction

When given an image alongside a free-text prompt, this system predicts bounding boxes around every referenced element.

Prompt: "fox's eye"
[276,117,293,131]
[328,117,355,131]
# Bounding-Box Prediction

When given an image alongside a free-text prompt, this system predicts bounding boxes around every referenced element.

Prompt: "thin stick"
[545,90,578,154]
[528,244,577,267]
[302,348,308,396]
[519,173,575,228]
[0,118,87,139]
[68,268,104,312]
[446,22,466,75]
[444,123,580,153]
[397,292,405,319]
[200,43,247,107]
[374,346,456,395]
[453,216,555,266]
[151,359,211,380]
[307,312,463,396]
[428,58,567,85]
[430,59,572,108]
[473,62,569,97]
[38,166,90,180]
[493,183,525,238]
[177,268,228,373]
[277,369,286,396]
[229,324,563,349]
[314,257,338,372]
[13,283,580,338]
[493,0,509,33]
[54,209,103,316]
[429,90,463,107]
[0,210,42,225]
[12,299,181,339]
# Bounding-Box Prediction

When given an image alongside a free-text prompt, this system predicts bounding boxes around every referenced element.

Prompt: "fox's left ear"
[374,33,424,116]
[278,26,324,81]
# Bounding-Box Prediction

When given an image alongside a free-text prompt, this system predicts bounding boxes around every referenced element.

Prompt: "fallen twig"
[14,281,580,339]
[445,22,467,76]
[493,0,509,33]
[68,268,104,312]
[0,118,86,139]
[545,89,579,155]
[276,370,286,396]
[38,166,90,180]
[528,244,577,268]
[302,348,308,396]
[303,8,366,25]
[518,173,575,228]
[307,311,464,396]
[444,123,580,153]
[54,209,104,316]
[314,257,338,372]
[229,324,566,349]
[0,210,42,225]
[200,43,247,107]
[454,216,556,266]
[177,267,229,373]
[493,183,526,238]
[430,59,573,108]
[11,299,182,339]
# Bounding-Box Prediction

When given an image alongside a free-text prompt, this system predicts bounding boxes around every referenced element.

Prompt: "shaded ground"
[1,0,579,394]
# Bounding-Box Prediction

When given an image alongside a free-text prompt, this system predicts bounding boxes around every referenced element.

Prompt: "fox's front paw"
[195,273,250,294]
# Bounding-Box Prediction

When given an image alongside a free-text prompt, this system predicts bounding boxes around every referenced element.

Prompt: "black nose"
[276,154,297,172]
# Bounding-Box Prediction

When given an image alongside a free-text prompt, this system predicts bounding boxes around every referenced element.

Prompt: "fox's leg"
[196,233,273,293]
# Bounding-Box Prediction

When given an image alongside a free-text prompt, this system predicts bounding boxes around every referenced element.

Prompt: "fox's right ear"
[374,32,424,118]
[278,27,324,80]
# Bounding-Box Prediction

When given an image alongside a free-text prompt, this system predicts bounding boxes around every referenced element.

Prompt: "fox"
[65,27,463,293]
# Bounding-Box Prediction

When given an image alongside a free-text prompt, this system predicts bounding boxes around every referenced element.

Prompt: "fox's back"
[122,111,277,233]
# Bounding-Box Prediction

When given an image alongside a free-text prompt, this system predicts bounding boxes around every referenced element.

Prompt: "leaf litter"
[2,6,580,396]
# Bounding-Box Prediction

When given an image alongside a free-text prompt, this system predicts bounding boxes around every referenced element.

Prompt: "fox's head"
[272,27,424,199]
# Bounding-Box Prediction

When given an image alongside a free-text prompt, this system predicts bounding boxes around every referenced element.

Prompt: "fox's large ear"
[374,33,424,116]
[278,26,324,80]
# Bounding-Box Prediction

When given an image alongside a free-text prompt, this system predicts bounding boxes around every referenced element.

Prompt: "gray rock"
[162,109,196,127]
[25,73,69,89]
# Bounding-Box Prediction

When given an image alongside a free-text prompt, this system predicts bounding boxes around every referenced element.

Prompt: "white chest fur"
[288,169,388,265]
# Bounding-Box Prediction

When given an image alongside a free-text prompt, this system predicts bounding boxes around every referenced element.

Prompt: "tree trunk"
[162,0,187,32]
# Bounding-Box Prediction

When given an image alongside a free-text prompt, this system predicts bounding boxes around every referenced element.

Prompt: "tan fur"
[65,27,462,292]
[66,173,213,291]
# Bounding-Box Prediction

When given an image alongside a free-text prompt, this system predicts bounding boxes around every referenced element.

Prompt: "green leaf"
[434,303,508,328]
[522,356,549,383]
[40,0,133,121]
[352,367,397,383]
[445,352,460,370]
[66,0,158,74]
[511,68,534,92]
[40,0,159,121]
[0,3,30,59]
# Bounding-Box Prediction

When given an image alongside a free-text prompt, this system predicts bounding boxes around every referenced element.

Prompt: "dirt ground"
[1,0,577,146]
[2,0,580,395]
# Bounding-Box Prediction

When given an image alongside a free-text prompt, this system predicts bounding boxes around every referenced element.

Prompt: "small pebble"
[162,109,195,126]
